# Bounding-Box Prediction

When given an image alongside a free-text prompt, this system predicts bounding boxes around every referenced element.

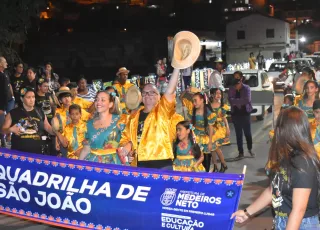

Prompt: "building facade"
[226,13,290,63]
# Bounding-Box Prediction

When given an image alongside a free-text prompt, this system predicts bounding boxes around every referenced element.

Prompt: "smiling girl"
[173,121,205,172]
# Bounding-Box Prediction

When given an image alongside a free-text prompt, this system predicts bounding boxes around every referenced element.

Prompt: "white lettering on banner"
[161,188,222,209]
[161,213,204,229]
[34,191,91,214]
[46,174,64,190]
[66,177,79,193]
[0,165,6,180]
[18,187,30,202]
[93,182,111,197]
[33,172,49,187]
[17,170,31,184]
[0,183,31,202]
[79,179,98,195]
[133,186,151,202]
[0,164,152,215]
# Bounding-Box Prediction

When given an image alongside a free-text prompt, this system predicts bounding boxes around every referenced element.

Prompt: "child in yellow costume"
[55,104,87,159]
[310,100,320,157]
[294,80,319,122]
[209,88,229,173]
[180,90,217,172]
[173,121,205,172]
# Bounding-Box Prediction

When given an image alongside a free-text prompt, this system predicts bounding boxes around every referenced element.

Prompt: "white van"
[222,70,274,120]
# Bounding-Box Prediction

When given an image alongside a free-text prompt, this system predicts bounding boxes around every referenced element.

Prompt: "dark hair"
[173,120,202,159]
[302,67,316,81]
[67,82,78,89]
[269,107,320,187]
[45,62,53,67]
[283,94,294,104]
[59,78,70,86]
[209,88,224,107]
[27,67,37,74]
[69,104,82,114]
[77,77,87,84]
[303,80,319,100]
[14,62,24,68]
[105,86,120,97]
[20,87,35,98]
[233,71,243,79]
[192,92,211,131]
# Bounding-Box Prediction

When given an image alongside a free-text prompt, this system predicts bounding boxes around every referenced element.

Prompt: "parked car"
[313,52,320,56]
[305,55,320,65]
[223,69,274,121]
[267,61,287,89]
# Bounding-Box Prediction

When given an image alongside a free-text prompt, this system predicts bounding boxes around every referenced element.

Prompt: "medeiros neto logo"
[160,188,177,206]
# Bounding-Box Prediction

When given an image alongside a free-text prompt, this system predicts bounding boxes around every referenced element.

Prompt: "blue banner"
[0,148,244,230]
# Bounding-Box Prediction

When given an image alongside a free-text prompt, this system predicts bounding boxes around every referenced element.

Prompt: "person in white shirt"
[209,58,224,89]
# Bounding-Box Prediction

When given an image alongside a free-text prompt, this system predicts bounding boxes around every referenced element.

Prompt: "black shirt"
[21,79,37,91]
[11,75,25,99]
[136,111,173,169]
[0,72,9,110]
[35,93,55,123]
[10,107,46,154]
[232,90,249,116]
[271,154,319,218]
[137,111,149,145]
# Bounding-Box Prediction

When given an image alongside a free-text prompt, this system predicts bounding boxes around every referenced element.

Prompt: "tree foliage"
[0,0,46,63]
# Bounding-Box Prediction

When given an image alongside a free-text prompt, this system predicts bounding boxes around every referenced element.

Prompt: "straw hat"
[171,31,201,69]
[56,86,72,98]
[116,67,130,77]
[214,57,224,63]
[125,85,142,110]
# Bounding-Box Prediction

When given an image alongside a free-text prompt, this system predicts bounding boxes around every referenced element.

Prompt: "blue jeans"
[275,215,320,230]
[6,98,15,113]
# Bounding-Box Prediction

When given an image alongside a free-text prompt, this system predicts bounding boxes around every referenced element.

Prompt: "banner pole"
[242,165,247,175]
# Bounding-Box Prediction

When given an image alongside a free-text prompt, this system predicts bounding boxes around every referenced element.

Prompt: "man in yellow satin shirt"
[113,67,134,113]
[119,68,180,170]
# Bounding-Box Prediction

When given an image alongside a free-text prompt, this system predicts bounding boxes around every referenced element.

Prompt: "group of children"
[55,85,230,174]
[267,80,320,173]
[179,87,230,173]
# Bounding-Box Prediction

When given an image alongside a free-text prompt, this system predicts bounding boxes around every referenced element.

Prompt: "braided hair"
[209,88,224,108]
[192,92,211,131]
[173,120,201,159]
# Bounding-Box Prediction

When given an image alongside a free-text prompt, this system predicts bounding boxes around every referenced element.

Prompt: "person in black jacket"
[0,57,11,147]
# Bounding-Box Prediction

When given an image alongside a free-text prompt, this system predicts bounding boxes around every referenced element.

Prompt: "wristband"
[244,209,251,218]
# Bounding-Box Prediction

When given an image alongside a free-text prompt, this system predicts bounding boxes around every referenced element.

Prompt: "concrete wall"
[226,14,290,63]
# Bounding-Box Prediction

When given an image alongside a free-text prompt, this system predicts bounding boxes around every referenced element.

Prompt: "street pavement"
[0,93,283,230]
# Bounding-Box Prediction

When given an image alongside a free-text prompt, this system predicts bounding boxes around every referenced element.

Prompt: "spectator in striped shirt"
[77,77,97,102]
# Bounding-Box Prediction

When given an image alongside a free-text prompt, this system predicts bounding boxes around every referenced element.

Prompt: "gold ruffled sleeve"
[81,109,91,121]
[207,110,217,125]
[158,95,176,120]
[222,104,230,117]
[78,97,93,109]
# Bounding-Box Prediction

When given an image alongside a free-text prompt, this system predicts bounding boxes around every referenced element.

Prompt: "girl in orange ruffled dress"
[173,121,205,172]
